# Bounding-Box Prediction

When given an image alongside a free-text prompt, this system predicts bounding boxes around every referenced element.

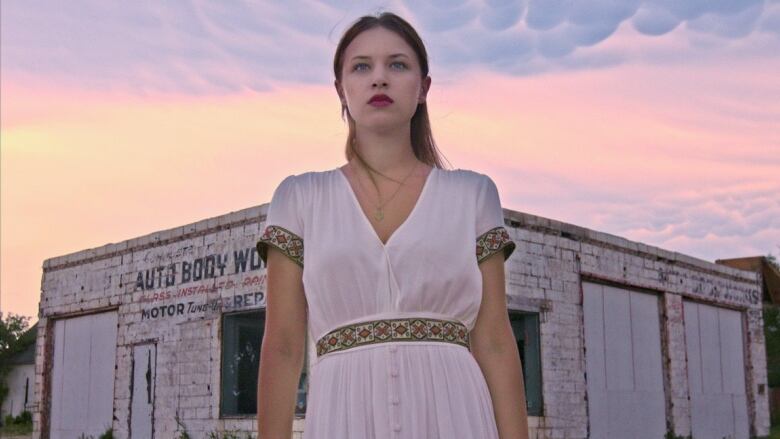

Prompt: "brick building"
[31,200,769,438]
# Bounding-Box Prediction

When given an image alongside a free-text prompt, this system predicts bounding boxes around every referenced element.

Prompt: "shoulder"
[274,168,343,205]
[439,167,492,191]
[277,168,337,190]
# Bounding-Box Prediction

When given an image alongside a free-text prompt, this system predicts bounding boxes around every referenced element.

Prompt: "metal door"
[684,300,749,439]
[583,282,666,438]
[130,343,156,438]
[50,311,118,439]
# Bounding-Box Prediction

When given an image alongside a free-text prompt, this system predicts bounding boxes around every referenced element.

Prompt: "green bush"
[15,410,32,425]
[174,413,191,439]
[74,426,112,439]
[0,421,32,435]
[1,410,32,432]
[0,314,34,415]
[766,305,780,388]
[206,430,253,439]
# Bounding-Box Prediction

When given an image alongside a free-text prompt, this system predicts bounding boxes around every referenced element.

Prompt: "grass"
[0,423,33,435]
[770,423,780,439]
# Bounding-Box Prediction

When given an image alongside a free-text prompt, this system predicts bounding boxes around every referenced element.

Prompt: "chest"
[340,168,431,246]
[301,170,479,287]
[356,184,426,245]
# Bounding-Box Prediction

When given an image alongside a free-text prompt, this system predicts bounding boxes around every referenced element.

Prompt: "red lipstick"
[368,94,393,107]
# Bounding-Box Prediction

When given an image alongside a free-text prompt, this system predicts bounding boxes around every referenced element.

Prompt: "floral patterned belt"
[316,317,471,357]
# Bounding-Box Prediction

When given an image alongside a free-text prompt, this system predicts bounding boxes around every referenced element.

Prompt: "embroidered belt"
[316,317,470,357]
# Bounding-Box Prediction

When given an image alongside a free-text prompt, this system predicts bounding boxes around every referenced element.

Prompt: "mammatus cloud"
[2,0,778,93]
[2,1,778,321]
[489,165,780,263]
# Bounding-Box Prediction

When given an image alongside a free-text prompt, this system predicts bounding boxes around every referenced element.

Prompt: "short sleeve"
[256,175,304,268]
[475,174,516,264]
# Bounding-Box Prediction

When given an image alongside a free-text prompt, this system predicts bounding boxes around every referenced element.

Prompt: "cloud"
[479,0,526,31]
[1,0,778,93]
[686,1,766,38]
[632,3,682,35]
[1,0,345,93]
[760,2,780,35]
[525,0,569,31]
[493,164,780,262]
[402,0,478,32]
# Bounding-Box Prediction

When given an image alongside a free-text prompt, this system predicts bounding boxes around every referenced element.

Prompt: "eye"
[391,61,408,70]
[352,62,369,72]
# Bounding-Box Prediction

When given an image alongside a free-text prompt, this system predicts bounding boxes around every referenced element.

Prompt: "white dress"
[257,166,516,439]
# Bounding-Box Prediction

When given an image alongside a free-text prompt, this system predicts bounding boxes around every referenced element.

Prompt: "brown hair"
[333,11,450,171]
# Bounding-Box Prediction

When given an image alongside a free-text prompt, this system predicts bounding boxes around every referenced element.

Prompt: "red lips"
[368,94,393,103]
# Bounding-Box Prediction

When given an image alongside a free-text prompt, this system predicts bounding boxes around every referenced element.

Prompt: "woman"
[257,11,529,439]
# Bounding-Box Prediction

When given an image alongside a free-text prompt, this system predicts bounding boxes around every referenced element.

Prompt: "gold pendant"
[374,207,384,221]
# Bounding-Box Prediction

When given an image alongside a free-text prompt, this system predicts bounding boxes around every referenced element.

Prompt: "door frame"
[129,339,158,439]
[43,307,120,439]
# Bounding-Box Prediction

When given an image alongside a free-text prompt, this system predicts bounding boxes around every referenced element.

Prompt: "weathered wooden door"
[583,282,666,438]
[50,311,118,439]
[684,300,749,439]
[130,343,156,438]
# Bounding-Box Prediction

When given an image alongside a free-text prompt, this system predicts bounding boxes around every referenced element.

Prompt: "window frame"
[219,308,310,419]
[508,309,544,416]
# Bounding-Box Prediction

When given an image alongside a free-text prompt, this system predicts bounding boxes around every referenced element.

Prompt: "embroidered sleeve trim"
[476,226,515,264]
[256,225,304,268]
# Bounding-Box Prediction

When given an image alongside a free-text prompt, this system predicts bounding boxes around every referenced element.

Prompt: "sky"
[2,0,779,322]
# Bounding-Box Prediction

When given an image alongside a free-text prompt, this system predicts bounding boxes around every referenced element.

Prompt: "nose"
[372,66,388,88]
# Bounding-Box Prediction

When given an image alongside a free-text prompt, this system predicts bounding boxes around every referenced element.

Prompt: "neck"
[352,123,418,174]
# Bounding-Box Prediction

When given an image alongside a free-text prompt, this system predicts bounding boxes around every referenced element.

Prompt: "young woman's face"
[336,26,430,132]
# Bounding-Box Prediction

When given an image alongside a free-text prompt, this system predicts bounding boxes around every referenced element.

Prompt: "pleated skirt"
[302,341,500,439]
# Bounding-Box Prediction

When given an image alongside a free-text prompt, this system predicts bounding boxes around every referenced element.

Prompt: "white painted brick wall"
[31,205,768,438]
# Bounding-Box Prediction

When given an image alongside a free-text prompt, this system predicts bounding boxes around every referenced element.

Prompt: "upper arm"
[256,175,308,357]
[263,247,307,358]
[474,174,515,265]
[471,252,514,356]
[471,173,516,355]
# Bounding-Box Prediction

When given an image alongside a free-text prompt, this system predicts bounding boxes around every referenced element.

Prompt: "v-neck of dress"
[336,165,436,249]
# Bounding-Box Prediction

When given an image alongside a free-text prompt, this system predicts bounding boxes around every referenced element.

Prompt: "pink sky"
[2,3,779,321]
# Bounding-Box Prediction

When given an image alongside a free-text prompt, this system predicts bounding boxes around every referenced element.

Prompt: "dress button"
[390,369,399,377]
[391,396,400,405]
[393,423,401,432]
[389,345,397,353]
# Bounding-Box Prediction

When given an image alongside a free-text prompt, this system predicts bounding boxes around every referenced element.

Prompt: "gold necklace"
[351,160,420,222]
[349,138,407,185]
